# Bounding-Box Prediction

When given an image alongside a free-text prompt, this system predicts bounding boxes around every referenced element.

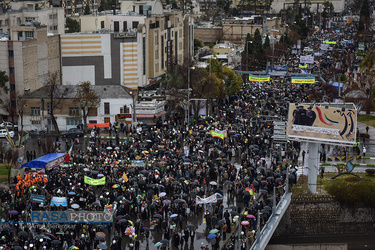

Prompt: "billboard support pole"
[308,142,319,194]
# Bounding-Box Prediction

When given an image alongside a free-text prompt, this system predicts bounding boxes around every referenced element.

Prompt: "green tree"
[217,0,232,17]
[4,148,18,184]
[84,4,91,15]
[322,1,334,29]
[0,71,9,103]
[263,35,270,50]
[66,17,80,33]
[74,81,101,132]
[45,73,67,134]
[194,38,203,55]
[252,29,263,56]
[222,66,243,95]
[359,0,370,32]
[359,49,375,98]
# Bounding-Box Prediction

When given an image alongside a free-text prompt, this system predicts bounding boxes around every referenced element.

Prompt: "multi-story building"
[0,1,65,35]
[21,85,133,131]
[61,0,100,16]
[61,1,194,89]
[0,25,60,122]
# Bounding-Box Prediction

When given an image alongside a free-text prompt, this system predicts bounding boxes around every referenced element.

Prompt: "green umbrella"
[209,229,219,234]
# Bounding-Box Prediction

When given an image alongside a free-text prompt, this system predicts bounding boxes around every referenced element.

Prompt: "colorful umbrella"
[241,221,250,226]
[112,184,119,188]
[209,229,219,234]
[246,214,255,219]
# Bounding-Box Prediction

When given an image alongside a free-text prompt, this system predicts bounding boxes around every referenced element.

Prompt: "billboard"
[287,104,357,144]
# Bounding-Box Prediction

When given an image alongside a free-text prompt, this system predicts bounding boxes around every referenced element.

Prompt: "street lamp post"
[187,67,195,128]
[129,90,137,133]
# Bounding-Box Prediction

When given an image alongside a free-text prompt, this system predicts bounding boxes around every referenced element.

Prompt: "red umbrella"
[241,221,250,226]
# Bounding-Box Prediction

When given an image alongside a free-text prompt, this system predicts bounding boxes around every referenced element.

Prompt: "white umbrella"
[209,181,217,185]
[71,204,80,209]
[106,147,113,150]
[159,192,166,197]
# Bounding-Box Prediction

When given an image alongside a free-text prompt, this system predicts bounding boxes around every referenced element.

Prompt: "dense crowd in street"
[0,6,371,250]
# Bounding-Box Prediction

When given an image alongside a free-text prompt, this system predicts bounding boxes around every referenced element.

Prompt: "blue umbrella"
[68,192,76,195]
[207,233,217,239]
[155,242,163,247]
[98,243,107,249]
[170,214,178,218]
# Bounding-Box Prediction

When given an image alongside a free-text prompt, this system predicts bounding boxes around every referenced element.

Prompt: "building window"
[49,25,58,31]
[25,17,35,22]
[47,103,52,114]
[66,119,80,126]
[101,21,104,29]
[31,107,40,116]
[10,84,15,91]
[139,5,143,15]
[32,121,41,124]
[123,21,127,31]
[132,21,139,29]
[9,67,14,74]
[49,14,57,19]
[69,107,79,116]
[104,102,110,114]
[25,31,34,38]
[8,50,13,57]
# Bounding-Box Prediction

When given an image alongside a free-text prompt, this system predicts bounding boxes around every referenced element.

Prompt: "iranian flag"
[65,144,73,163]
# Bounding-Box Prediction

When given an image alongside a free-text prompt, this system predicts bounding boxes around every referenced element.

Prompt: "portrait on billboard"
[288,104,357,144]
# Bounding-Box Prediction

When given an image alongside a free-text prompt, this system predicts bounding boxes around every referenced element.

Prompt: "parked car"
[0,122,18,131]
[61,128,84,138]
[0,129,15,138]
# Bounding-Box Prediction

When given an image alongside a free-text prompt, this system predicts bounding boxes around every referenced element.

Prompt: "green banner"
[249,75,270,82]
[323,41,337,44]
[299,64,308,68]
[84,176,106,185]
[291,77,315,84]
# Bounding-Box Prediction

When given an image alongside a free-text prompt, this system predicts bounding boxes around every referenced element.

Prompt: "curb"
[320,163,375,167]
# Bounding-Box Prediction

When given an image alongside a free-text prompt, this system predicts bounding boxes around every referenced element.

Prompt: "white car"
[0,129,15,138]
[0,122,18,131]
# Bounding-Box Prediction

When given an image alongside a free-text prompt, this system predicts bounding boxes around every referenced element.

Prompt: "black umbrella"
[174,199,186,204]
[252,180,259,188]
[230,211,238,216]
[261,209,271,214]
[1,226,12,231]
[217,219,226,226]
[229,205,237,210]
[260,180,267,186]
[18,231,28,236]
[141,169,149,174]
[91,170,98,175]
[224,180,233,186]
[116,196,124,201]
[172,181,180,185]
[13,247,23,250]
[153,214,163,218]
[92,202,101,206]
[127,169,135,173]
[187,224,196,229]
[118,219,127,223]
[160,239,169,244]
[51,240,61,245]
[138,179,146,185]
[264,206,272,211]
[275,178,283,183]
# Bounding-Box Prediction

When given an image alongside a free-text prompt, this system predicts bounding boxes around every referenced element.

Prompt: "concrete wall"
[273,195,375,237]
[194,27,222,44]
[267,244,347,250]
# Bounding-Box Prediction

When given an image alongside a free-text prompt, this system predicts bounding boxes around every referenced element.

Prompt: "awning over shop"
[136,110,166,119]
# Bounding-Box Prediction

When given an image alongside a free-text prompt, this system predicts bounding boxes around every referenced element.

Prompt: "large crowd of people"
[0,8,369,250]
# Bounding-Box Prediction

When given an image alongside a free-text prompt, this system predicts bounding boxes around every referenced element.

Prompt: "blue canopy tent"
[329,81,344,91]
[21,153,66,171]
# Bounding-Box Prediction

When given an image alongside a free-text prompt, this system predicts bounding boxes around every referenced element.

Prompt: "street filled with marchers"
[0,5,371,250]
